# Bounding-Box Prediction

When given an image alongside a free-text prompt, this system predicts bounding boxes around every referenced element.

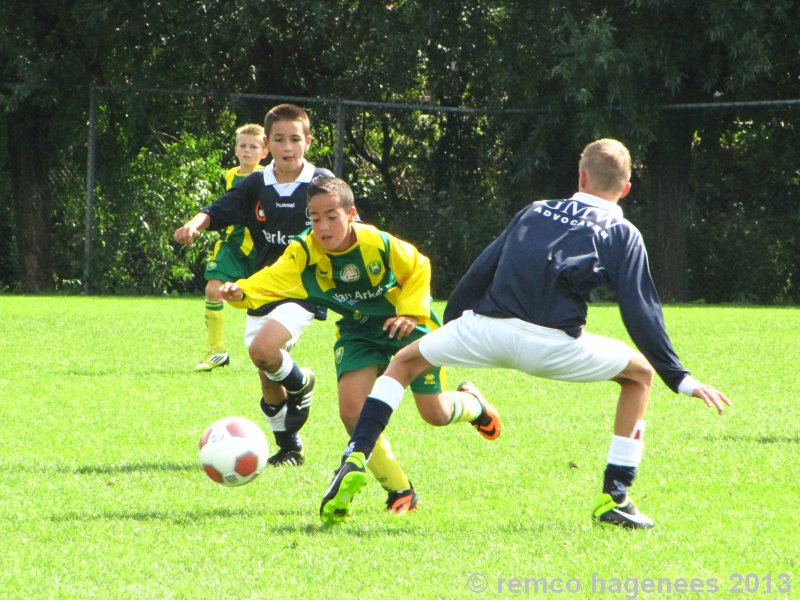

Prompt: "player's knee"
[248,339,281,372]
[619,354,654,389]
[338,400,361,431]
[385,341,431,387]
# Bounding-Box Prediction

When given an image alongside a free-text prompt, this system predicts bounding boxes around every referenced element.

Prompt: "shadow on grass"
[712,434,800,444]
[71,462,198,475]
[48,507,414,537]
[13,462,201,475]
[49,506,267,524]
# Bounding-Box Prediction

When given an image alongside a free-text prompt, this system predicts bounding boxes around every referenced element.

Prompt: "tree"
[1,0,797,299]
[503,0,799,299]
[0,0,257,291]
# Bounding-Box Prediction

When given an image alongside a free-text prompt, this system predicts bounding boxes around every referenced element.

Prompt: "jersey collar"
[262,160,316,186]
[570,192,624,219]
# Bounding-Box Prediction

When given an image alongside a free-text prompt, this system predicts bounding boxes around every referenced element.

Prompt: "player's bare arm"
[383,315,419,340]
[174,212,211,245]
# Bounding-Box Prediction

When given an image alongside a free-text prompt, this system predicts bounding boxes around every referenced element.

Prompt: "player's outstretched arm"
[174,212,211,246]
[679,376,732,415]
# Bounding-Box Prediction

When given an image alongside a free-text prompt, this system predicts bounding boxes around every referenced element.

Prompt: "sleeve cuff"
[678,375,700,396]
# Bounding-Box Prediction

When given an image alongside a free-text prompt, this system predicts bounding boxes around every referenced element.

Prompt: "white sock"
[370,375,405,410]
[265,349,294,382]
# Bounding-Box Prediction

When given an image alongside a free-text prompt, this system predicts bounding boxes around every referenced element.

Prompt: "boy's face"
[235,134,267,172]
[265,119,311,174]
[308,192,357,253]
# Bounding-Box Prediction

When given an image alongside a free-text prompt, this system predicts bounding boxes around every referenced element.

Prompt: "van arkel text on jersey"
[261,221,311,247]
[331,286,387,306]
[533,200,616,239]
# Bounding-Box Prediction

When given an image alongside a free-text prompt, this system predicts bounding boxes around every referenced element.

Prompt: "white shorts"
[418,311,633,382]
[244,302,315,349]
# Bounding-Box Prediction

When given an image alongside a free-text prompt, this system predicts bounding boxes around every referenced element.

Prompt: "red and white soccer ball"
[198,417,269,487]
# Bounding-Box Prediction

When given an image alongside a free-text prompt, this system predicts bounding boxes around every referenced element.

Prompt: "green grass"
[1,296,798,599]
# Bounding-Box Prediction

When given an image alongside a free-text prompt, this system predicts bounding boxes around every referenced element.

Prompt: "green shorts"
[333,319,444,394]
[204,231,257,282]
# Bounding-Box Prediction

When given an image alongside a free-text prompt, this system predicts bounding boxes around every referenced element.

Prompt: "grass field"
[1,296,798,599]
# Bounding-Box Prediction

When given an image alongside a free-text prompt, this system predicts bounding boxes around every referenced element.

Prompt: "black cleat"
[593,493,654,529]
[267,447,305,467]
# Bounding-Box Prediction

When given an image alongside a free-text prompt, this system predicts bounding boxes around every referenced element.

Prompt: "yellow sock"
[448,391,483,424]
[204,300,225,353]
[367,434,411,492]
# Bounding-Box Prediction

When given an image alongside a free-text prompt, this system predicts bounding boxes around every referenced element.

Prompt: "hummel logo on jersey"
[276,202,296,208]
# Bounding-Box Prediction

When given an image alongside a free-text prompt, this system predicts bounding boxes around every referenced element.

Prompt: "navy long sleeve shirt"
[443,192,689,392]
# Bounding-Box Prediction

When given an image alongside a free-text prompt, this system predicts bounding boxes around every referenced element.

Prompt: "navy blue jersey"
[444,192,689,392]
[202,160,334,317]
[202,161,334,268]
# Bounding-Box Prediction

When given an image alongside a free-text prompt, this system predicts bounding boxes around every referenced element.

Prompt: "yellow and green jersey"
[229,222,434,325]
[217,165,264,257]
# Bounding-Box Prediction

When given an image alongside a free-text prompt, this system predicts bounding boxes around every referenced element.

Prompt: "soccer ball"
[198,417,269,487]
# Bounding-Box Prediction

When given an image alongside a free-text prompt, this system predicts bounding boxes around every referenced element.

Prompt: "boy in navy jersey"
[320,138,730,528]
[175,104,334,466]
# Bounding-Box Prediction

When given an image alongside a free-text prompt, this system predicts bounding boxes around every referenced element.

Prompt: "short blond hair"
[235,123,265,141]
[579,138,631,193]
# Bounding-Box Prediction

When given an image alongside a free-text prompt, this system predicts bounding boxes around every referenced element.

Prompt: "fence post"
[334,99,345,177]
[83,85,97,294]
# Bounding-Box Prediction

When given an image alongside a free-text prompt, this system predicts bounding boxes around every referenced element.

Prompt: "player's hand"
[692,383,732,415]
[174,224,201,246]
[218,282,244,302]
[383,315,419,340]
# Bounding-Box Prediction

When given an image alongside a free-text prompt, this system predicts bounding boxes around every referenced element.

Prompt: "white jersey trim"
[262,160,316,197]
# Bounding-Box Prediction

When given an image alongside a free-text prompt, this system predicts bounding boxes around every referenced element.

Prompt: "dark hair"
[263,103,311,137]
[306,176,355,211]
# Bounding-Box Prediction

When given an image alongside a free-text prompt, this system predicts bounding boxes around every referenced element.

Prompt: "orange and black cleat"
[458,381,501,440]
[386,485,419,515]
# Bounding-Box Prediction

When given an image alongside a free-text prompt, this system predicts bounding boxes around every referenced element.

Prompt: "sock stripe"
[448,397,463,424]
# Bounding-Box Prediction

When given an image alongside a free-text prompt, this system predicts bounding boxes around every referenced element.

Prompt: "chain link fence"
[1,86,798,303]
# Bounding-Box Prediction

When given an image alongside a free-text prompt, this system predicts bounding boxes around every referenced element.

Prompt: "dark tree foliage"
[1,0,798,302]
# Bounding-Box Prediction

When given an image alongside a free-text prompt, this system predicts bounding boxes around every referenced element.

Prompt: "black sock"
[603,464,637,504]
[280,363,306,392]
[348,397,394,457]
[260,398,302,451]
[273,430,302,452]
[260,397,285,418]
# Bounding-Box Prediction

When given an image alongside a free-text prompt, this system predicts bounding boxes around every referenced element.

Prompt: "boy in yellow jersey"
[195,123,268,371]
[219,177,499,514]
